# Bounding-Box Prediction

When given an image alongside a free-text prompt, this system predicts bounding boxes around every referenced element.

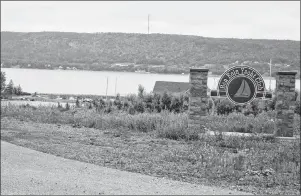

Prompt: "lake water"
[2,68,300,96]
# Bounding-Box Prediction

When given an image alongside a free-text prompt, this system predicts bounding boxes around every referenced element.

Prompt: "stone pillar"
[275,71,297,137]
[188,68,209,131]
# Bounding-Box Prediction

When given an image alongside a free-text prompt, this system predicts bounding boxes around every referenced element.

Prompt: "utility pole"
[269,59,272,91]
[115,77,117,96]
[106,77,109,101]
[269,59,272,77]
[148,14,149,34]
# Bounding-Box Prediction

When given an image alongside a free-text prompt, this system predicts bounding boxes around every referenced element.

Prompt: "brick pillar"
[275,71,297,137]
[188,68,209,131]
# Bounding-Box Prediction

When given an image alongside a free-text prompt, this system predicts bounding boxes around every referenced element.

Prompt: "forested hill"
[1,31,300,76]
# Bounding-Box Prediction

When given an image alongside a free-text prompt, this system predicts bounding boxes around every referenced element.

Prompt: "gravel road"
[1,141,252,195]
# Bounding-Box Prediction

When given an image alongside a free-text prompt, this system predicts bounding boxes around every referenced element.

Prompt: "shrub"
[143,93,154,111]
[126,93,137,103]
[134,101,145,113]
[104,104,113,113]
[170,95,183,113]
[128,105,136,115]
[295,90,300,115]
[268,96,277,111]
[114,99,122,110]
[152,93,162,113]
[216,99,235,115]
[294,100,300,115]
[160,91,172,111]
[99,98,106,107]
[1,102,298,138]
[123,100,130,110]
[205,111,276,134]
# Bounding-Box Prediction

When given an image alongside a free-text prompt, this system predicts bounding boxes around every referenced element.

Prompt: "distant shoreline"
[2,67,299,79]
[2,67,189,76]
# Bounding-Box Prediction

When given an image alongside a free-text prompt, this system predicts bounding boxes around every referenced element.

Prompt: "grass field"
[1,116,300,195]
[1,102,300,195]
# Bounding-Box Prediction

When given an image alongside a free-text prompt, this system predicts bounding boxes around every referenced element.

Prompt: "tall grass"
[2,103,300,140]
[1,104,195,140]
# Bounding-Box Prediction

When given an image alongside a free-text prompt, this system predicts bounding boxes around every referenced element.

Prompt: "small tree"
[1,71,6,92]
[12,86,17,95]
[152,93,162,113]
[114,93,122,110]
[99,99,106,108]
[76,97,80,107]
[138,84,145,99]
[179,94,187,112]
[160,91,171,111]
[5,80,14,95]
[13,85,23,95]
[57,102,62,109]
[115,93,121,101]
[17,85,22,95]
[143,93,154,111]
[65,102,70,110]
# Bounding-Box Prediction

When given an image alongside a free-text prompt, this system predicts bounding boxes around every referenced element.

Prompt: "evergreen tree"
[12,86,17,95]
[16,85,23,95]
[12,85,22,95]
[5,80,14,95]
[1,71,6,92]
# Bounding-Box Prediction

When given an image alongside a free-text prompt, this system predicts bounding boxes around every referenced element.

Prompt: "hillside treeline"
[1,31,300,75]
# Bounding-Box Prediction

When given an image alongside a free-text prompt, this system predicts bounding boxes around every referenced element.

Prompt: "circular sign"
[217,66,266,105]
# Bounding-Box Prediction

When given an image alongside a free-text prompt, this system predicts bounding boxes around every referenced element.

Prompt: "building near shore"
[153,81,189,95]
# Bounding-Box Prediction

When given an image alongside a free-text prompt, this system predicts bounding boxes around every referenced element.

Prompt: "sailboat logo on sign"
[234,79,251,98]
[217,66,266,105]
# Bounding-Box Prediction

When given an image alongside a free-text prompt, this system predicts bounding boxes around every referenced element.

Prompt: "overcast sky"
[1,1,300,40]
